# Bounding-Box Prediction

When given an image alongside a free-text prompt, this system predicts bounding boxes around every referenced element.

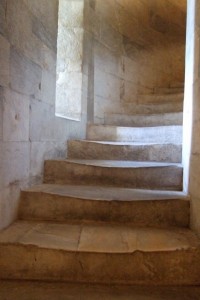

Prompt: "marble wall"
[0,0,88,229]
[183,0,200,235]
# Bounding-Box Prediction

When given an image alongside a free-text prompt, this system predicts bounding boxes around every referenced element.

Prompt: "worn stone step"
[1,281,200,299]
[154,87,184,94]
[0,221,199,285]
[138,92,184,104]
[87,124,182,143]
[122,102,183,115]
[44,159,183,191]
[19,184,189,227]
[67,140,182,163]
[104,112,183,127]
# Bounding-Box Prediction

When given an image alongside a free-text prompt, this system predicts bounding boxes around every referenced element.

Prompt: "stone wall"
[84,0,186,123]
[183,0,200,235]
[0,0,88,229]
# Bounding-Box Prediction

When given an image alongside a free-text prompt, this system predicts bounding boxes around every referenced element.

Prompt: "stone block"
[94,41,120,75]
[2,142,30,188]
[30,99,55,142]
[10,47,42,99]
[117,4,140,41]
[3,89,29,142]
[0,185,21,230]
[30,142,57,178]
[32,17,56,51]
[94,68,120,102]
[120,56,139,82]
[41,70,56,105]
[25,0,58,40]
[0,142,3,188]
[41,46,56,73]
[84,3,100,38]
[0,35,10,87]
[0,88,3,141]
[94,95,121,122]
[95,0,119,31]
[0,0,7,36]
[82,31,94,76]
[100,21,122,54]
[6,0,32,51]
[120,80,138,103]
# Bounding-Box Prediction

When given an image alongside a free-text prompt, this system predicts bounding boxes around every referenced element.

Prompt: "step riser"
[104,112,183,127]
[0,245,200,285]
[44,161,183,190]
[68,141,182,163]
[19,191,189,227]
[87,125,183,143]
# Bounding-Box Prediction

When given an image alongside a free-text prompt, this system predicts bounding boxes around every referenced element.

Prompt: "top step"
[138,92,184,104]
[104,112,183,127]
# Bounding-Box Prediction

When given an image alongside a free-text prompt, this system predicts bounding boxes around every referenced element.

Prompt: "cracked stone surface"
[1,221,198,253]
[0,221,200,284]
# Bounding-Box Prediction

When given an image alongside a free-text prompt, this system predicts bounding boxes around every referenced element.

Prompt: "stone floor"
[1,281,200,300]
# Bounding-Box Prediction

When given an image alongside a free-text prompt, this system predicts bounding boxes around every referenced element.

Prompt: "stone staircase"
[1,112,200,285]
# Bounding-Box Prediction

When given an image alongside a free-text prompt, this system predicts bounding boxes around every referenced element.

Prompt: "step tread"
[0,221,199,254]
[88,124,182,130]
[70,140,182,146]
[23,184,187,201]
[49,159,182,169]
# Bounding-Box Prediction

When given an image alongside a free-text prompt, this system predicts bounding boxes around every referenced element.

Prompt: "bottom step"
[1,281,200,299]
[0,221,200,285]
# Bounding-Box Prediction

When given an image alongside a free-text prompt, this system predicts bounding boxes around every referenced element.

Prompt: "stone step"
[19,184,189,227]
[1,281,200,299]
[104,112,183,127]
[87,124,182,143]
[44,159,183,190]
[0,221,199,285]
[138,92,184,104]
[154,87,184,94]
[122,102,183,115]
[67,140,182,163]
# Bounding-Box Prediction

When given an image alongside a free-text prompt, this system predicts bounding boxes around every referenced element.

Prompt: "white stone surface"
[0,35,10,87]
[182,0,200,236]
[41,70,56,105]
[0,89,3,141]
[3,89,29,142]
[30,99,55,142]
[2,142,30,188]
[56,0,85,120]
[10,48,42,99]
[0,0,88,230]
[30,141,63,178]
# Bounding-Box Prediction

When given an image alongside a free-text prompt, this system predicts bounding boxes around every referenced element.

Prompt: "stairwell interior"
[1,0,200,290]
